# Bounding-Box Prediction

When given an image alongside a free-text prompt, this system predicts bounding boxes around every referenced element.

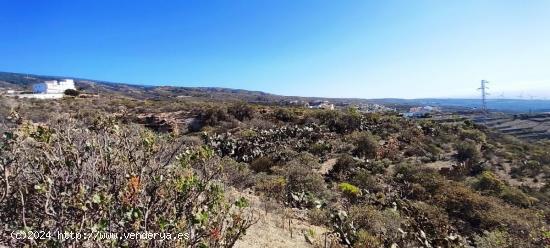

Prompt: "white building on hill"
[32,79,75,94]
[309,101,335,110]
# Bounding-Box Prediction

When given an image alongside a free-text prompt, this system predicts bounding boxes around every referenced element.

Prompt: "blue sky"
[1,0,550,99]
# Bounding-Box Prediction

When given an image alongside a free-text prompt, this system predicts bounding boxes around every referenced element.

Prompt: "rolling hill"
[2,71,550,113]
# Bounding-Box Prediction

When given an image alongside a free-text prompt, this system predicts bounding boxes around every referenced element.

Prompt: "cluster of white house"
[283,100,336,110]
[32,79,75,94]
[308,100,335,110]
[403,106,440,118]
[3,79,76,99]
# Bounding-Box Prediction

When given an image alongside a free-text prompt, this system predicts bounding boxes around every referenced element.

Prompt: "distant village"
[282,99,393,112]
[281,99,440,117]
[1,79,440,117]
[403,105,441,117]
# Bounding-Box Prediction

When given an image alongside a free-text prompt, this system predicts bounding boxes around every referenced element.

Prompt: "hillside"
[427,113,550,141]
[0,92,549,247]
[0,71,284,102]
[4,71,550,114]
[480,113,550,140]
[0,71,386,106]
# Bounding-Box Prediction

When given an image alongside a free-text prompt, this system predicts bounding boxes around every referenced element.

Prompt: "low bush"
[460,128,487,143]
[473,230,512,248]
[330,154,360,176]
[64,88,80,96]
[475,171,536,207]
[271,154,327,203]
[456,140,481,163]
[351,170,383,193]
[309,141,332,156]
[198,106,230,127]
[500,187,536,207]
[307,208,330,226]
[273,108,297,122]
[314,109,363,134]
[395,163,545,244]
[349,204,404,245]
[407,201,452,245]
[365,159,391,175]
[228,102,255,121]
[354,230,382,248]
[349,131,379,159]
[220,157,255,189]
[249,156,276,173]
[475,171,505,193]
[338,182,362,200]
[254,174,287,202]
[0,116,257,247]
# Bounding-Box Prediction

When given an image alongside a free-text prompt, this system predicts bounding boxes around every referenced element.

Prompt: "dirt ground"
[229,190,334,248]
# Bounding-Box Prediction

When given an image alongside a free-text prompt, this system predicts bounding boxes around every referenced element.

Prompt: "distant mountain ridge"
[0,71,382,105]
[0,71,283,102]
[2,71,550,113]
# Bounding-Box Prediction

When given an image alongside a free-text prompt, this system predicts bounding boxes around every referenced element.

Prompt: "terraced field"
[427,112,550,140]
[475,113,550,140]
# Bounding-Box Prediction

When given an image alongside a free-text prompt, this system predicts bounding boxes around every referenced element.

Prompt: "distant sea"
[374,99,550,113]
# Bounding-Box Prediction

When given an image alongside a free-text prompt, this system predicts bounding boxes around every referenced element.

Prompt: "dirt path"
[317,158,337,175]
[230,190,331,248]
[424,160,454,170]
[234,209,328,248]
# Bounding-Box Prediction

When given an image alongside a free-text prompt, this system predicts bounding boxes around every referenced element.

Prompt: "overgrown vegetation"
[0,115,256,247]
[1,95,549,247]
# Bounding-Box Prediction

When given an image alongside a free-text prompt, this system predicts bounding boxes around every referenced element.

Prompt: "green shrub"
[394,163,445,198]
[366,159,390,175]
[500,187,536,207]
[271,154,326,201]
[284,165,326,197]
[404,146,427,157]
[228,102,255,121]
[437,183,542,237]
[533,150,550,165]
[475,171,536,207]
[309,141,331,156]
[274,108,296,122]
[351,170,383,193]
[408,201,451,242]
[349,204,404,244]
[476,171,505,193]
[353,230,382,248]
[308,208,330,226]
[254,175,287,202]
[0,117,256,247]
[220,157,254,189]
[64,88,80,96]
[350,131,379,159]
[456,140,481,163]
[314,109,362,133]
[474,230,511,248]
[250,156,275,173]
[338,182,362,199]
[398,163,544,238]
[199,106,230,126]
[239,129,258,138]
[460,128,487,143]
[331,154,359,175]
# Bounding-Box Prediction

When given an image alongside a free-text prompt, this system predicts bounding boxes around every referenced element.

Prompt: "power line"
[478,80,490,112]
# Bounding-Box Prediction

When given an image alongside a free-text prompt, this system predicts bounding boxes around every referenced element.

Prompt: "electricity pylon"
[478,80,490,113]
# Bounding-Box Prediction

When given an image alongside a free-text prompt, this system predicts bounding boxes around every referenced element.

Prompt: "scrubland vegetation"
[1,96,549,247]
